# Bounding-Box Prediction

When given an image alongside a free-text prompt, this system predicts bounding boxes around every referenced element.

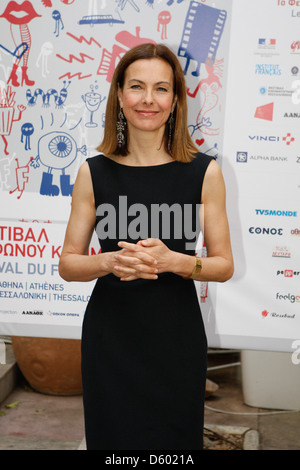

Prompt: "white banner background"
[0,0,299,352]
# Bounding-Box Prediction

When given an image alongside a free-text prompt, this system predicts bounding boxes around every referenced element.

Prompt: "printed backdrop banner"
[0,0,299,352]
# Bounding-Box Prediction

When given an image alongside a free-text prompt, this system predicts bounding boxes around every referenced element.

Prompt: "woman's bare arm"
[59,161,158,282]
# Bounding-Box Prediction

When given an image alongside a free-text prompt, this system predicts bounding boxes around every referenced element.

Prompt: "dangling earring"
[117,108,126,148]
[167,112,174,152]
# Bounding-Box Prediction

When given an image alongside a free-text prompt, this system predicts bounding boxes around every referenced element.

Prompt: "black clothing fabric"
[81,153,213,450]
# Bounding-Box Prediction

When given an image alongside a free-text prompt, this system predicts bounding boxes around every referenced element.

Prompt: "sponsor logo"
[248,133,295,145]
[261,309,295,320]
[272,246,291,258]
[284,112,300,118]
[277,269,300,277]
[236,151,248,162]
[249,227,283,235]
[291,228,300,236]
[255,38,278,58]
[259,85,293,98]
[254,102,274,121]
[258,38,276,48]
[255,64,282,75]
[255,209,297,217]
[22,310,43,315]
[291,66,300,75]
[236,152,288,163]
[277,1,300,6]
[291,40,300,53]
[276,292,300,303]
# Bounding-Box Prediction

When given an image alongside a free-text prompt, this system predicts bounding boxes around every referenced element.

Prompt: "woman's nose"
[142,89,153,105]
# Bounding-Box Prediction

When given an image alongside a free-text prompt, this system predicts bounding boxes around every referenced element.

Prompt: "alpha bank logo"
[236,151,288,163]
[236,151,248,163]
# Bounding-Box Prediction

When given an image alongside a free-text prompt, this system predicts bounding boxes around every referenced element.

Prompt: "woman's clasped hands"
[111,238,171,281]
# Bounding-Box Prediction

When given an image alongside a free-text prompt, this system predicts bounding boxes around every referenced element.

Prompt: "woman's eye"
[157,87,168,92]
[131,84,141,89]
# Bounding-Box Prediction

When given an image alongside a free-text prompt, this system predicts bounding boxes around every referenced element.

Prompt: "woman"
[59,43,234,450]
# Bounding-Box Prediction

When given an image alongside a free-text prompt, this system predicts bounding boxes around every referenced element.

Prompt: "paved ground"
[0,349,299,451]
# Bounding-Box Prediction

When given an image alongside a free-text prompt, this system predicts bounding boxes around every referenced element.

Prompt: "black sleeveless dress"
[81,153,213,450]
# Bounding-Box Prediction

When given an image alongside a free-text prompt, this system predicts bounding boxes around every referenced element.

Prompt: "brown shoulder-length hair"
[97,43,198,163]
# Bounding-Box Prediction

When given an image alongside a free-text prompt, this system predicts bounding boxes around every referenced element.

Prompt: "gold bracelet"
[190,257,202,280]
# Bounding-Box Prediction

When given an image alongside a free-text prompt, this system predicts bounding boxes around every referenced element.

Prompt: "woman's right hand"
[109,245,158,281]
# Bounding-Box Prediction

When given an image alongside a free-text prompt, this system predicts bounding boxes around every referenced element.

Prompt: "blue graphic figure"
[21,122,34,150]
[30,131,87,196]
[26,81,71,109]
[167,0,185,5]
[52,10,64,37]
[178,2,227,76]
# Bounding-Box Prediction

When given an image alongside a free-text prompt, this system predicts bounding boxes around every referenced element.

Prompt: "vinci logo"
[248,133,295,145]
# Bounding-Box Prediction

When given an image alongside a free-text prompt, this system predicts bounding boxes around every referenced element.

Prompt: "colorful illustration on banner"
[26,81,71,109]
[0,1,42,87]
[9,156,33,199]
[179,2,227,147]
[21,122,34,150]
[0,85,26,155]
[157,11,171,40]
[52,10,64,37]
[30,131,87,196]
[115,0,140,13]
[97,27,156,82]
[78,0,123,26]
[0,156,12,191]
[36,42,54,78]
[82,82,106,128]
[178,2,227,76]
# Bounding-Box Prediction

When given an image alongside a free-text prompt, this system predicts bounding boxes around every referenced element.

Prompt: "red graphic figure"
[188,59,224,137]
[157,11,171,40]
[9,156,33,199]
[97,27,156,82]
[0,85,26,154]
[0,1,41,87]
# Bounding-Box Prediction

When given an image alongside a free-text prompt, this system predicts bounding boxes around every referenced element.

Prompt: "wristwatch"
[190,257,202,279]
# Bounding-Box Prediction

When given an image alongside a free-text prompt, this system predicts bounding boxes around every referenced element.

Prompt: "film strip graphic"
[178,1,227,76]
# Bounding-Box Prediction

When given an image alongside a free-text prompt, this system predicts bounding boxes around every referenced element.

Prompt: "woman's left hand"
[117,238,173,281]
